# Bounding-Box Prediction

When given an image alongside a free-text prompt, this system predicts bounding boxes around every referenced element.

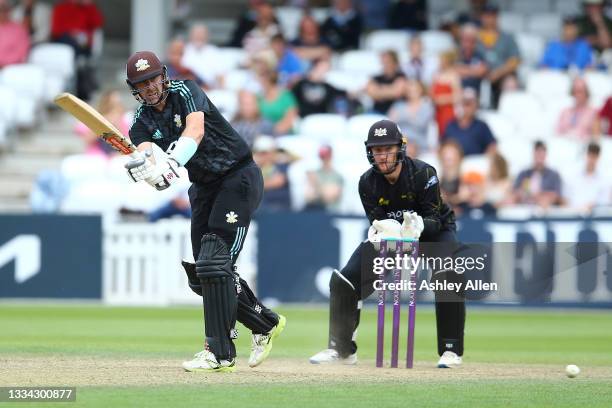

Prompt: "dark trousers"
[330,229,466,357]
[189,161,278,347]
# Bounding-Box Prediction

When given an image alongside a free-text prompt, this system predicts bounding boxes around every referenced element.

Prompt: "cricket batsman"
[123,51,286,372]
[310,119,465,368]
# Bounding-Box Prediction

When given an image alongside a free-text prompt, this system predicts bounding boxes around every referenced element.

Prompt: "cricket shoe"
[437,351,462,368]
[248,314,287,367]
[309,349,357,365]
[182,350,236,373]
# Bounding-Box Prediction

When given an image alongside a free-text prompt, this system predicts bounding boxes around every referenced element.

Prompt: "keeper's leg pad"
[236,275,279,334]
[196,233,238,361]
[328,269,360,357]
[182,260,202,296]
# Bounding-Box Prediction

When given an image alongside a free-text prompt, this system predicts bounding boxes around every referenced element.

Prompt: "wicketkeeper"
[310,119,466,368]
[123,50,286,372]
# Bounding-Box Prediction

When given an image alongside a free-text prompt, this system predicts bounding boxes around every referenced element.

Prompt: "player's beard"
[375,154,399,175]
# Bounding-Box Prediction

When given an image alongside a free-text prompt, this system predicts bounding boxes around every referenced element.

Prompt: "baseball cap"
[461,171,485,185]
[126,51,164,84]
[365,119,403,147]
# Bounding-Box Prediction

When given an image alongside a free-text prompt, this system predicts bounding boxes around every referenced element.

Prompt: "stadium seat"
[515,33,546,67]
[276,135,320,165]
[497,138,533,177]
[207,89,238,121]
[60,154,108,186]
[547,137,583,172]
[526,70,571,103]
[347,113,387,140]
[478,110,518,144]
[364,30,411,53]
[299,114,348,143]
[510,0,550,13]
[498,92,545,139]
[311,7,330,23]
[461,154,489,176]
[0,85,18,130]
[28,43,75,103]
[420,30,454,56]
[499,12,526,35]
[584,72,612,109]
[0,120,6,148]
[0,64,46,127]
[338,50,382,76]
[217,48,247,71]
[223,69,256,92]
[554,0,581,15]
[325,70,369,93]
[526,14,562,40]
[276,6,303,41]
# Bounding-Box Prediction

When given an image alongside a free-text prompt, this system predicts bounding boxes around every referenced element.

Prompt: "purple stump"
[376,240,387,368]
[406,242,418,368]
[390,240,402,368]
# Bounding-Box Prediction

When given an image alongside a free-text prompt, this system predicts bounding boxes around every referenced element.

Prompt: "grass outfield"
[0,304,611,407]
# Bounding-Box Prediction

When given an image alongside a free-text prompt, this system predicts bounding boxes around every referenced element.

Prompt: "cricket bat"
[54,92,170,190]
[54,92,138,158]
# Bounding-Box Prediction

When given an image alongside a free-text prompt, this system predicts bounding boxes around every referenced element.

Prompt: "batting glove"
[125,154,155,183]
[145,157,181,190]
[401,211,424,240]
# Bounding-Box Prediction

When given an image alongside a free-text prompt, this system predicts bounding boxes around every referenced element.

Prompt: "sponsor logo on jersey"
[135,59,150,71]
[378,197,390,206]
[425,175,439,189]
[226,211,238,224]
[174,114,182,128]
[374,127,387,137]
[152,129,163,139]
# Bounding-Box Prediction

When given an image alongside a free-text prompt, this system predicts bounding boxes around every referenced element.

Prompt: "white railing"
[103,219,258,306]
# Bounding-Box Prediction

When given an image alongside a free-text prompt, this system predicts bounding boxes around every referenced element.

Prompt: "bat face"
[54,92,137,156]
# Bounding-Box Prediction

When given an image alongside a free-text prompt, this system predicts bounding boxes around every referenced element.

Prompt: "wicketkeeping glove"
[401,211,424,240]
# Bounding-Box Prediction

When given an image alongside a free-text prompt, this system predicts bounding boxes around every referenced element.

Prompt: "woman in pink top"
[556,77,599,141]
[74,90,131,157]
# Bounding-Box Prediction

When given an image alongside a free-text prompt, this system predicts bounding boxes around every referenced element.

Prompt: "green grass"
[1,304,611,407]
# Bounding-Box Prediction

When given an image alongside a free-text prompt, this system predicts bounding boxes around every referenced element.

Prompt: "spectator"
[443,87,497,156]
[227,0,262,48]
[388,0,427,31]
[431,50,461,137]
[456,171,497,217]
[321,0,363,51]
[165,38,205,87]
[576,0,612,52]
[270,34,305,87]
[366,50,407,115]
[512,140,562,208]
[540,16,594,71]
[0,0,30,68]
[291,14,332,63]
[231,90,275,147]
[564,142,609,212]
[305,145,344,211]
[477,4,520,109]
[438,139,464,207]
[388,79,435,154]
[51,0,103,100]
[599,96,612,135]
[456,23,488,93]
[182,24,223,88]
[256,67,299,135]
[148,188,191,222]
[485,152,512,208]
[11,0,51,45]
[403,35,438,86]
[242,1,280,55]
[74,90,131,157]
[292,58,348,117]
[556,77,599,140]
[253,136,292,211]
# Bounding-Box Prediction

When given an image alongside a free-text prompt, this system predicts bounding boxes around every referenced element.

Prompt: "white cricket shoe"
[309,349,357,365]
[182,349,236,373]
[248,314,287,368]
[437,351,462,368]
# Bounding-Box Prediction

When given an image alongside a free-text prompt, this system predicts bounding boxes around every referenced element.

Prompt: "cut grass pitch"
[0,304,610,407]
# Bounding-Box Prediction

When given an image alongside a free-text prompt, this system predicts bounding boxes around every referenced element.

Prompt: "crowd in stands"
[12,0,612,219]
